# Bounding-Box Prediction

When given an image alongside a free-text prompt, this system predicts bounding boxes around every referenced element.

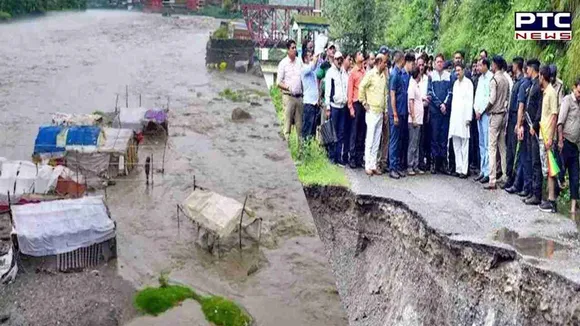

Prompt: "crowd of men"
[276,39,580,214]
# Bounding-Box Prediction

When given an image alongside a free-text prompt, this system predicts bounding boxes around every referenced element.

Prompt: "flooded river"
[0,10,346,326]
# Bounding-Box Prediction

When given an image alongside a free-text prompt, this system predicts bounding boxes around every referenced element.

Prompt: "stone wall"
[205,38,255,72]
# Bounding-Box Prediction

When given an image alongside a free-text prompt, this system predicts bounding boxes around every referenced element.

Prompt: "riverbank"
[0,0,86,21]
[270,87,348,187]
[0,11,345,326]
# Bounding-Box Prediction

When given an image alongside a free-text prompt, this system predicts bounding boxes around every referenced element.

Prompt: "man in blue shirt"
[388,51,414,179]
[428,53,453,174]
[301,51,320,140]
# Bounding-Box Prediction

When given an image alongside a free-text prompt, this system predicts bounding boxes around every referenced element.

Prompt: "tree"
[324,0,378,54]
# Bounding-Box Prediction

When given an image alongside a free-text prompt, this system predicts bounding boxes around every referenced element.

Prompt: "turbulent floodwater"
[0,11,346,326]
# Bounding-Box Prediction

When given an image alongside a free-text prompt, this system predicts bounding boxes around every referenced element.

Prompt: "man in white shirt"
[417,56,431,172]
[473,58,494,183]
[277,39,304,150]
[325,51,349,165]
[449,63,474,178]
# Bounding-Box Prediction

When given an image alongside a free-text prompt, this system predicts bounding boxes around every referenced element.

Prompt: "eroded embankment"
[304,186,580,326]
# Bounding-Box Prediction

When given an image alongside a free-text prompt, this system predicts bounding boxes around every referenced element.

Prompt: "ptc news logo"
[515,12,572,40]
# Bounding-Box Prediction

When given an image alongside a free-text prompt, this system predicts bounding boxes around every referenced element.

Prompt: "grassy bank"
[0,0,86,18]
[270,87,348,187]
[134,274,252,326]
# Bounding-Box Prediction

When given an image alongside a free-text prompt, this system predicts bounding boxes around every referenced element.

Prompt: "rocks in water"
[235,61,249,73]
[231,108,251,121]
[247,264,259,276]
[0,312,10,324]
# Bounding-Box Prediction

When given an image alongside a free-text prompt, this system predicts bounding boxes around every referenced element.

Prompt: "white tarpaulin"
[116,107,148,132]
[181,190,255,239]
[11,196,115,257]
[100,127,133,154]
[0,160,70,204]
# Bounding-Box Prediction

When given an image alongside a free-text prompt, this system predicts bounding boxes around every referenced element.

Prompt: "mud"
[305,185,580,326]
[0,10,345,326]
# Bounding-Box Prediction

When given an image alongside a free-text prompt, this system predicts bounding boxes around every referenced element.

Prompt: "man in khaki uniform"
[484,56,510,190]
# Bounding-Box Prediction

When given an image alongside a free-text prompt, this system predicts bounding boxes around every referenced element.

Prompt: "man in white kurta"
[448,64,474,178]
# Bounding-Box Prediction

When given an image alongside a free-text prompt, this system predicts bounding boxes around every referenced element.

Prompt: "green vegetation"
[220,88,248,102]
[213,26,228,39]
[192,4,242,20]
[213,24,229,39]
[0,0,86,18]
[325,0,580,87]
[220,88,268,102]
[134,285,198,316]
[270,87,348,187]
[200,296,252,326]
[134,274,252,325]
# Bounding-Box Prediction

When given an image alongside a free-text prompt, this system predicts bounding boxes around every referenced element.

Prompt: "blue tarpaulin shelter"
[33,125,101,154]
[66,126,101,146]
[34,126,65,154]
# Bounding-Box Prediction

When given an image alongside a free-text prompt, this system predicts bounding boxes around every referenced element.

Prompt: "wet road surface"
[0,10,346,326]
[346,168,580,283]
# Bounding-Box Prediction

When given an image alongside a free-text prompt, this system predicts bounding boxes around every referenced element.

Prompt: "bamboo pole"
[239,195,248,253]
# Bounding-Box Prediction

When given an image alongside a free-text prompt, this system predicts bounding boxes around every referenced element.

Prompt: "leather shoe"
[524,196,541,205]
[505,186,518,194]
[397,170,406,178]
[479,176,490,184]
[484,184,497,190]
[517,190,530,197]
[474,174,483,182]
[459,173,468,179]
[389,171,400,179]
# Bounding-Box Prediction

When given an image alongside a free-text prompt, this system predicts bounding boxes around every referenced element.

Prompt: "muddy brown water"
[0,11,346,326]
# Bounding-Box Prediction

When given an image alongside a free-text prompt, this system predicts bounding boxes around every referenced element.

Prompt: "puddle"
[493,228,568,259]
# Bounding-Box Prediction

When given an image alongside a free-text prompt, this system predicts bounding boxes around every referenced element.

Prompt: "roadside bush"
[0,11,11,20]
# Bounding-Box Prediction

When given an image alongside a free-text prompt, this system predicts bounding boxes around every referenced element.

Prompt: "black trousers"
[469,110,480,170]
[561,139,580,200]
[506,111,518,183]
[349,101,367,165]
[528,130,543,199]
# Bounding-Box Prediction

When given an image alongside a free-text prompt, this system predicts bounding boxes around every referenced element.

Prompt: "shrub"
[0,11,12,20]
[134,285,197,316]
[200,296,252,326]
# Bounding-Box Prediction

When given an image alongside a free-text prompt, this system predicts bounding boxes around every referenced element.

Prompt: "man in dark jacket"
[504,57,526,189]
[428,53,453,174]
[522,59,543,205]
